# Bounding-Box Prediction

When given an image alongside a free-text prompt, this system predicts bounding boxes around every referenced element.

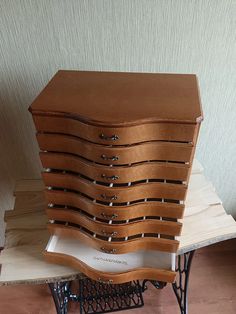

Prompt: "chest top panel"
[29,70,203,126]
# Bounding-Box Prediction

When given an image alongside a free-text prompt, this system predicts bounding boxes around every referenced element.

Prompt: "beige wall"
[0,0,236,243]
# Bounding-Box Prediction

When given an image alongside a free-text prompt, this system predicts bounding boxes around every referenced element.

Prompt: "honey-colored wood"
[37,133,194,165]
[44,251,176,284]
[2,162,236,287]
[40,152,190,183]
[27,71,203,284]
[34,115,197,145]
[45,190,185,220]
[48,224,179,254]
[42,172,187,202]
[29,71,203,126]
[46,208,182,237]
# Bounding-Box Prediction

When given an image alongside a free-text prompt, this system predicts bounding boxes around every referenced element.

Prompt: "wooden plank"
[0,244,79,285]
[5,191,46,220]
[14,180,45,193]
[178,205,236,254]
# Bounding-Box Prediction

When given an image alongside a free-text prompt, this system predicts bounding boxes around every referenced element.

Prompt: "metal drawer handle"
[101,213,118,219]
[99,134,119,141]
[101,194,117,201]
[101,247,117,254]
[101,230,118,237]
[101,174,119,181]
[98,278,113,284]
[101,154,119,161]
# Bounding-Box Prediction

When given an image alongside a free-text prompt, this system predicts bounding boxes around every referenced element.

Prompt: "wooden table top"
[1,160,236,286]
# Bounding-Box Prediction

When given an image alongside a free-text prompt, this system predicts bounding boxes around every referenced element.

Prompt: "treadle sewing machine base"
[49,251,194,314]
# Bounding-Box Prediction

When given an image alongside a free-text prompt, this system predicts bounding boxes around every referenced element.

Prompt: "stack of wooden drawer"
[29,70,202,284]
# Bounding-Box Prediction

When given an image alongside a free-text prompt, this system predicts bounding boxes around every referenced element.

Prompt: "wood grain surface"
[46,208,182,237]
[1,160,236,285]
[1,240,236,314]
[47,223,179,254]
[37,133,194,165]
[45,190,185,220]
[1,2,236,253]
[42,172,187,202]
[34,115,197,145]
[40,152,190,183]
[29,71,202,125]
[44,251,176,284]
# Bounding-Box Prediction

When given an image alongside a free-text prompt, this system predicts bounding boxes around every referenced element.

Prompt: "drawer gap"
[41,151,189,167]
[38,131,193,146]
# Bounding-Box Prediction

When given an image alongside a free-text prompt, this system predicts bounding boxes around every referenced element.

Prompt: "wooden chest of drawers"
[29,70,203,284]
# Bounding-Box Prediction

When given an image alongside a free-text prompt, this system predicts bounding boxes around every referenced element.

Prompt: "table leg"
[172,250,195,314]
[142,279,167,292]
[48,281,71,314]
[49,279,144,313]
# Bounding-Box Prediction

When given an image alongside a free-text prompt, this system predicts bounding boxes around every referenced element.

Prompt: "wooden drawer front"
[45,235,176,284]
[48,223,179,254]
[47,208,182,237]
[45,251,176,284]
[43,172,187,203]
[40,152,190,183]
[33,115,197,145]
[45,190,185,220]
[37,133,194,165]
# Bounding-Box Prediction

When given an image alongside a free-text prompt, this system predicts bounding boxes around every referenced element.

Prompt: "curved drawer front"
[48,223,179,254]
[47,208,182,237]
[37,133,194,165]
[33,115,197,145]
[40,152,190,183]
[45,190,185,220]
[43,172,187,202]
[45,235,176,284]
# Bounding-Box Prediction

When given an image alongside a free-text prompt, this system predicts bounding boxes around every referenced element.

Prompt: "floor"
[0,239,236,314]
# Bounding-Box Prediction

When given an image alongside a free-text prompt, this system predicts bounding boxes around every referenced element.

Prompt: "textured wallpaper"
[0,0,236,243]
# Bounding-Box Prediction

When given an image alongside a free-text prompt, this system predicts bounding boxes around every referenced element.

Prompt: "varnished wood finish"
[3,163,236,290]
[28,71,203,281]
[34,115,197,145]
[48,224,179,254]
[45,190,185,220]
[29,71,203,126]
[46,208,182,237]
[43,172,187,202]
[37,133,194,165]
[40,152,190,183]
[44,251,176,284]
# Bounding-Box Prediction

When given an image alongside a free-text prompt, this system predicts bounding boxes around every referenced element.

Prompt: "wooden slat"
[14,180,45,193]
